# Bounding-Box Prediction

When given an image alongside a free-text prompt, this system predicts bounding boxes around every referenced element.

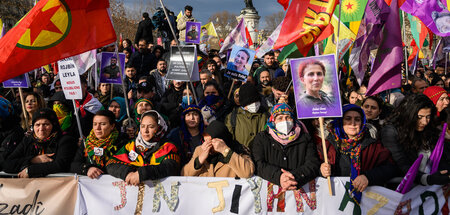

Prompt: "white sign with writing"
[58,57,82,100]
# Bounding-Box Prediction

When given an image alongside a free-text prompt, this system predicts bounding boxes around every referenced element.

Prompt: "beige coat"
[181,146,255,178]
[177,15,197,42]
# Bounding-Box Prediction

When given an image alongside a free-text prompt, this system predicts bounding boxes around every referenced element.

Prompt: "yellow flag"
[201,22,218,38]
[176,11,183,22]
[323,14,356,60]
[0,18,3,36]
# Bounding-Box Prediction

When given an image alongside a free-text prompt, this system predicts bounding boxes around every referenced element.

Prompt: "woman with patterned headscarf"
[251,103,320,191]
[318,104,396,204]
[70,110,124,179]
[107,110,180,185]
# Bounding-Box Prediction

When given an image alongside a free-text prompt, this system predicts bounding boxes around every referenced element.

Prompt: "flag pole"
[72,100,84,140]
[335,0,342,69]
[18,88,29,131]
[114,46,131,118]
[402,11,409,81]
[445,52,448,76]
[159,0,198,105]
[227,80,236,99]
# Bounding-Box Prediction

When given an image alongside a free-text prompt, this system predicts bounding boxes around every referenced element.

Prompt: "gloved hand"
[427,170,450,185]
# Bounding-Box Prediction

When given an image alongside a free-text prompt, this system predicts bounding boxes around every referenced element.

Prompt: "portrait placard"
[291,54,343,119]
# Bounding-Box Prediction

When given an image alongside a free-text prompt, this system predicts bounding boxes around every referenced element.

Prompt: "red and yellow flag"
[0,0,116,83]
[273,0,338,56]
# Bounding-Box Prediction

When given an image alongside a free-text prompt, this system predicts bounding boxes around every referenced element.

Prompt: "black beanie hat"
[32,108,61,133]
[239,83,260,107]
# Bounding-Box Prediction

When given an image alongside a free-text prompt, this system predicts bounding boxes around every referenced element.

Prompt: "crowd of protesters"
[0,5,448,199]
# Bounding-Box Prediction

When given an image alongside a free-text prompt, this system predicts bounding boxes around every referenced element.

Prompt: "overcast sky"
[122,0,285,28]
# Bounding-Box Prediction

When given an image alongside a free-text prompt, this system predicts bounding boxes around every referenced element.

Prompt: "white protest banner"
[166,45,200,82]
[0,177,77,215]
[58,57,82,100]
[75,175,450,214]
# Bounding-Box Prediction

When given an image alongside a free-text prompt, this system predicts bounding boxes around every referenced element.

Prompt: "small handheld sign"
[166,45,200,82]
[99,52,126,84]
[185,22,201,44]
[225,44,256,82]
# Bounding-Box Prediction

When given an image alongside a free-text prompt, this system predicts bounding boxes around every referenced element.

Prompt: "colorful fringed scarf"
[330,104,367,205]
[53,104,72,132]
[84,129,119,168]
[32,132,58,154]
[108,141,180,167]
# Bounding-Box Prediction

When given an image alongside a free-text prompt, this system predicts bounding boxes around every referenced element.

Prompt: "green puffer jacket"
[225,107,269,147]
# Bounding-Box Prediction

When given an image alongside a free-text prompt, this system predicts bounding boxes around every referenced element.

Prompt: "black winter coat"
[134,18,154,44]
[129,51,157,78]
[250,129,320,188]
[3,135,77,177]
[381,124,449,184]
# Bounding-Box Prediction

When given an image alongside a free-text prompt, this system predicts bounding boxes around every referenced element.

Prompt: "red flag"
[273,0,338,56]
[277,0,290,10]
[0,0,116,83]
[245,26,253,46]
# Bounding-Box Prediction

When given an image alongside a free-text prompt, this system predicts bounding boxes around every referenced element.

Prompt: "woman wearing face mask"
[198,81,230,122]
[181,120,254,178]
[250,103,320,191]
[107,110,180,185]
[70,110,124,179]
[382,94,450,187]
[167,105,205,165]
[4,108,77,177]
[318,104,396,204]
[225,83,269,147]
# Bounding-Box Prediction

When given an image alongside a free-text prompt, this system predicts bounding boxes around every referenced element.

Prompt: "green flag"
[335,0,368,22]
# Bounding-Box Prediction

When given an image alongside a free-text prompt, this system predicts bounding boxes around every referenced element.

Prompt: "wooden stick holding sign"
[186,83,191,105]
[319,117,333,195]
[227,80,236,99]
[18,88,29,131]
[290,54,343,197]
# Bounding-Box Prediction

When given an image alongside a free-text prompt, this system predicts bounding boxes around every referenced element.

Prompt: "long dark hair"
[387,94,438,151]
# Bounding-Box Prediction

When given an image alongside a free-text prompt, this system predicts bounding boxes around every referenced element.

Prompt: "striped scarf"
[84,129,119,168]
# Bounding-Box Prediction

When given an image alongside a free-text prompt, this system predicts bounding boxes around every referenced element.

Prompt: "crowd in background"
[0,5,448,201]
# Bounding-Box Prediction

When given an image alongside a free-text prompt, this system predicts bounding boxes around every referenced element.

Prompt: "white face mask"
[245,101,260,113]
[275,120,294,135]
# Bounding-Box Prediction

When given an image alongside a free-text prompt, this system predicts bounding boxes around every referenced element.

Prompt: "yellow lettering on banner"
[309,0,330,7]
[315,13,331,26]
[207,180,230,213]
[365,191,389,215]
[306,8,318,18]
[301,33,315,44]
